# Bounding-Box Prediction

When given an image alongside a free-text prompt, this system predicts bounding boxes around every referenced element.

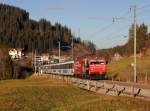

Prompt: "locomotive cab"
[74,57,107,79]
[89,59,106,74]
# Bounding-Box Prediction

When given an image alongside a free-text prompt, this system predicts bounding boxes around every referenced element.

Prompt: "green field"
[0,76,149,111]
[107,56,150,82]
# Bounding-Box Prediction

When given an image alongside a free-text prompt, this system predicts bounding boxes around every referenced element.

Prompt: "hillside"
[0,4,71,53]
[0,4,95,55]
[0,76,149,111]
[107,54,150,83]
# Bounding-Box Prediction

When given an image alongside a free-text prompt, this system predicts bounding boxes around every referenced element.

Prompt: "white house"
[9,48,23,59]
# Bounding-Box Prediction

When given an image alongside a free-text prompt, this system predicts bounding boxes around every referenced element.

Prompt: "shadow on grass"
[14,65,33,79]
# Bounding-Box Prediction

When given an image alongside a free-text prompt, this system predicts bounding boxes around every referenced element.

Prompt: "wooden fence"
[36,73,150,101]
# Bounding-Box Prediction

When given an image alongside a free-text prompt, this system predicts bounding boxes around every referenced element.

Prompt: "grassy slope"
[107,55,150,81]
[0,76,149,111]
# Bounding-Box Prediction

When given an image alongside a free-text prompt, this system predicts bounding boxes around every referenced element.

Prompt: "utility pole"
[72,34,74,60]
[34,50,36,74]
[133,5,137,83]
[59,41,60,63]
[131,5,137,94]
[57,19,61,63]
[78,28,80,38]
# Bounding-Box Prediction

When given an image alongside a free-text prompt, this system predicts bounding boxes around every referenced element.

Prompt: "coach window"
[65,64,68,69]
[62,64,64,69]
[61,64,64,69]
[67,64,69,69]
[71,63,73,69]
[69,64,71,69]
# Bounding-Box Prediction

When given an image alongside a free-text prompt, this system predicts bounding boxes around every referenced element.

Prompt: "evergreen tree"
[136,23,148,53]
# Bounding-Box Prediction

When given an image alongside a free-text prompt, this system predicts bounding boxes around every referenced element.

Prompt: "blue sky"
[0,0,150,49]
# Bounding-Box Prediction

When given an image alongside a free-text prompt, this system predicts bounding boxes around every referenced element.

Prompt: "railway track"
[36,73,150,101]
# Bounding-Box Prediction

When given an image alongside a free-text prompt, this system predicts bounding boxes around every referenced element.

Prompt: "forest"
[0,4,96,80]
[0,3,96,54]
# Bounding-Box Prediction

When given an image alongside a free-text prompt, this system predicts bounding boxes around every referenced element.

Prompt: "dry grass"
[0,76,149,111]
[107,56,150,82]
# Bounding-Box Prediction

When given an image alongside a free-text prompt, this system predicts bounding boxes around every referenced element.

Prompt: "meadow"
[0,76,149,111]
[107,55,150,83]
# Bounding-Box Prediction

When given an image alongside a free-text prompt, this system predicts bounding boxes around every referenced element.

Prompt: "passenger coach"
[41,57,108,79]
[42,61,74,75]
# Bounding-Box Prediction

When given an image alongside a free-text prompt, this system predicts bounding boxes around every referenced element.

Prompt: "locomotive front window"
[90,61,105,65]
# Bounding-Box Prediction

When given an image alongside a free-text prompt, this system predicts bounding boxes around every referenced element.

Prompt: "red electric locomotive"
[74,57,107,79]
[41,57,108,79]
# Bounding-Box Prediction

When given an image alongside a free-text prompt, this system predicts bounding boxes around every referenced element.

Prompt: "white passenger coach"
[40,61,74,75]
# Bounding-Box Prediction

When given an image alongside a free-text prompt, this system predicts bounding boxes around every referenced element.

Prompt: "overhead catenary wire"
[86,8,131,39]
[85,4,150,49]
[86,18,129,39]
[102,22,130,39]
[89,19,130,44]
[87,22,115,38]
[80,7,133,49]
[90,18,131,49]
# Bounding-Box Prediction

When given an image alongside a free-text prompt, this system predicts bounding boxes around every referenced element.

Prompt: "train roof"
[87,57,106,60]
[44,60,74,67]
[75,57,106,60]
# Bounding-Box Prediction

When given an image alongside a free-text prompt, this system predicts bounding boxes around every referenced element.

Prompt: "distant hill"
[0,4,95,55]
